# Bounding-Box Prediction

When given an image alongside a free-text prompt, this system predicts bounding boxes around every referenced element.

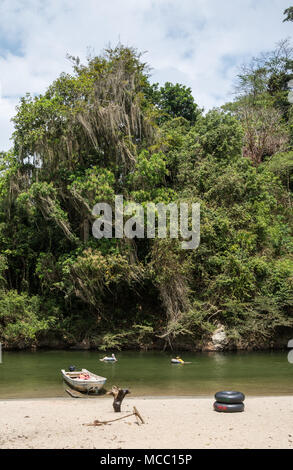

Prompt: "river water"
[0,350,292,398]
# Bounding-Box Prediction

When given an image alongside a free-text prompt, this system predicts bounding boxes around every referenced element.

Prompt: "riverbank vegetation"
[0,37,292,350]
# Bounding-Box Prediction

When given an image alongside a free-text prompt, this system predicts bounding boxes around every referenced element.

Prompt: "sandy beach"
[0,395,292,449]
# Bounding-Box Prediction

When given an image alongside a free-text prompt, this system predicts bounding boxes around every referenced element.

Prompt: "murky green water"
[0,350,292,398]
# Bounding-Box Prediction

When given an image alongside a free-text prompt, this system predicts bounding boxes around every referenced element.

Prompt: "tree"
[234,40,293,116]
[145,81,201,123]
[283,7,293,22]
[241,105,289,165]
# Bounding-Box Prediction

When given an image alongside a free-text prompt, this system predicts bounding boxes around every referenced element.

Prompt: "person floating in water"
[100,353,117,362]
[171,356,185,364]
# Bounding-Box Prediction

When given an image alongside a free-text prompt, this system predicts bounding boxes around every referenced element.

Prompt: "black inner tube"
[214,401,245,413]
[215,391,245,404]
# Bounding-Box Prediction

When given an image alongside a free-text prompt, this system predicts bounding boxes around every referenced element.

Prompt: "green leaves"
[68,167,115,206]
[127,150,168,192]
[146,82,201,123]
[0,290,52,347]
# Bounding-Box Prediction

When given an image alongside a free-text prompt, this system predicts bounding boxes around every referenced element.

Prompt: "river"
[0,350,292,398]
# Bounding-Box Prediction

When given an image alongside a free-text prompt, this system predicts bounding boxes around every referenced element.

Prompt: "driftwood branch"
[133,406,145,424]
[84,407,145,426]
[107,385,130,412]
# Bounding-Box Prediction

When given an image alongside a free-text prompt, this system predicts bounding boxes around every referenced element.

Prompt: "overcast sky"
[0,0,292,151]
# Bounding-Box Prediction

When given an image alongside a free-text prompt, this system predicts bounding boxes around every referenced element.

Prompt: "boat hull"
[61,369,107,394]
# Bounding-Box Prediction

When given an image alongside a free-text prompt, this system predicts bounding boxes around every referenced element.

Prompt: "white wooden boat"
[61,368,107,394]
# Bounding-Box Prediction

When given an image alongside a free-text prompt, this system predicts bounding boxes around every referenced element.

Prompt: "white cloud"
[0,96,17,151]
[0,0,292,150]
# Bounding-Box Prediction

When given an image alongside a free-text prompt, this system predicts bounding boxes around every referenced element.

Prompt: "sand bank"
[0,396,292,449]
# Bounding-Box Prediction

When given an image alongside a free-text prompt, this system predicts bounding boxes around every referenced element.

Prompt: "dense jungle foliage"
[0,38,292,351]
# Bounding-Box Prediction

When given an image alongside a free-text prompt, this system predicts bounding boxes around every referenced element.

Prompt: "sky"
[0,0,292,151]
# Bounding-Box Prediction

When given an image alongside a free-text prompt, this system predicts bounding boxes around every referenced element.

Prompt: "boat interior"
[65,371,85,378]
[63,370,105,381]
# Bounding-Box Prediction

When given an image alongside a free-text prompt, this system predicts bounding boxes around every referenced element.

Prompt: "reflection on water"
[211,353,227,363]
[0,349,292,398]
